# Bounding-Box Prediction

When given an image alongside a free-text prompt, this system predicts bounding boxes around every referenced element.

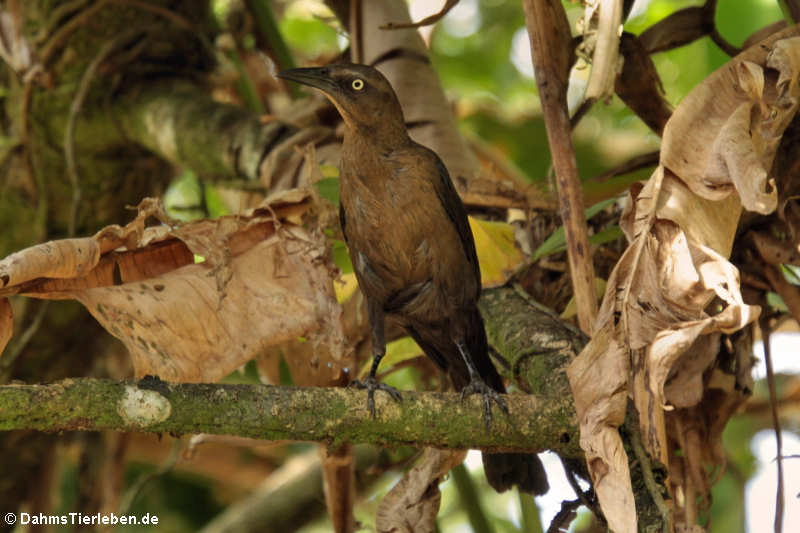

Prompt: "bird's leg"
[456,340,509,429]
[349,301,402,418]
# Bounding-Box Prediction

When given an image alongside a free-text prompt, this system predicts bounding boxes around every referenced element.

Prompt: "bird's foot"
[350,377,402,418]
[460,377,509,429]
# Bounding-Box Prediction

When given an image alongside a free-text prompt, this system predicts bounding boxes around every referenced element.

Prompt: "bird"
[278,63,548,495]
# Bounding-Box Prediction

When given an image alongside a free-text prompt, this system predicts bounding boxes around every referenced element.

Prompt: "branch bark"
[0,377,582,457]
[522,0,598,333]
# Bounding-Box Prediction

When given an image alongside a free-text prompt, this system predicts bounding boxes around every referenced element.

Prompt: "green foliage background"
[124,1,792,532]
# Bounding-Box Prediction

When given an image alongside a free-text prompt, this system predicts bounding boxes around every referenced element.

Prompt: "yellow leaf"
[358,336,423,379]
[334,272,359,303]
[469,217,524,288]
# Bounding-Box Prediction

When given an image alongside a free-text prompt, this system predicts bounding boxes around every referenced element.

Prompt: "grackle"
[278,64,548,495]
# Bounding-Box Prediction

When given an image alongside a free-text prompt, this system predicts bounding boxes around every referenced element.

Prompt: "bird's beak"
[277,67,335,93]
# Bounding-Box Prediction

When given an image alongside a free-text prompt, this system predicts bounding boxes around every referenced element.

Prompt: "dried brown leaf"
[0,238,102,289]
[0,193,346,382]
[564,31,800,529]
[376,449,467,533]
[662,26,800,215]
[566,325,635,533]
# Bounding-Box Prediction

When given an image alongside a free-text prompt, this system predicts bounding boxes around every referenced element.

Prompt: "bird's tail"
[407,306,549,495]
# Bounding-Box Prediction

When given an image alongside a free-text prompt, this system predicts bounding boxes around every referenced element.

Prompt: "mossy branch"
[115,82,292,180]
[0,377,581,457]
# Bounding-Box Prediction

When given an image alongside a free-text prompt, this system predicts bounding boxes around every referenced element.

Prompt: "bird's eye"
[352,79,364,91]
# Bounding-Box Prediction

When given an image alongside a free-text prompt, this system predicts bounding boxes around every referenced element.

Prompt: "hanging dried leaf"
[566,325,635,533]
[661,27,800,215]
[0,192,346,383]
[566,27,800,532]
[376,449,467,533]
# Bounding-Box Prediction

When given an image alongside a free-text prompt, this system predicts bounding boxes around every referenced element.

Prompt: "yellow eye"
[352,79,364,90]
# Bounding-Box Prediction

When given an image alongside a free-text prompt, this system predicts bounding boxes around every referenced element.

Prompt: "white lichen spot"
[117,386,171,427]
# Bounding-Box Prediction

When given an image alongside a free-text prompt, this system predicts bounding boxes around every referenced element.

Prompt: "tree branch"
[0,378,581,457]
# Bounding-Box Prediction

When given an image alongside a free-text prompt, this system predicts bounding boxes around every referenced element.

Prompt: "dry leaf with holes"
[568,26,800,533]
[376,448,467,533]
[0,192,346,383]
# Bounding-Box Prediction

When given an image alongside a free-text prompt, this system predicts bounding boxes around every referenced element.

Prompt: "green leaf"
[766,291,788,312]
[780,264,800,285]
[590,225,624,247]
[203,185,229,218]
[357,336,423,379]
[315,175,340,205]
[332,239,352,274]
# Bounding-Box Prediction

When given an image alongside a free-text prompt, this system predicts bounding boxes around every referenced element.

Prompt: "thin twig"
[561,457,604,525]
[710,28,741,56]
[118,437,182,514]
[40,0,110,66]
[760,315,784,533]
[349,0,363,63]
[35,0,91,44]
[590,151,660,183]
[629,424,671,533]
[0,301,50,382]
[545,497,581,533]
[569,97,595,130]
[380,0,459,30]
[108,0,196,33]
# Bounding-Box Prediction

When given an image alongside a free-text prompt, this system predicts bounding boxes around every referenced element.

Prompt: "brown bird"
[278,63,548,495]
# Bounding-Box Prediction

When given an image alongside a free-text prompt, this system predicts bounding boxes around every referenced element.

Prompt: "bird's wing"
[338,203,347,242]
[425,148,481,286]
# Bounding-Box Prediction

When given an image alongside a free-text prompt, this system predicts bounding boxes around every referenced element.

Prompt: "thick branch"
[115,82,295,181]
[0,378,581,457]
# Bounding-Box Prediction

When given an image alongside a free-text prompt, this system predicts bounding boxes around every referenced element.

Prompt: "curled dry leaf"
[376,448,467,533]
[661,27,800,215]
[0,192,346,382]
[566,27,800,533]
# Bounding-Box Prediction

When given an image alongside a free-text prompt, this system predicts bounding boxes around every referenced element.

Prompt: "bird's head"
[278,63,406,136]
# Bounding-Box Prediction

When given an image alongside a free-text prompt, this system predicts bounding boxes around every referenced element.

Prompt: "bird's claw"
[350,377,402,418]
[460,378,509,429]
